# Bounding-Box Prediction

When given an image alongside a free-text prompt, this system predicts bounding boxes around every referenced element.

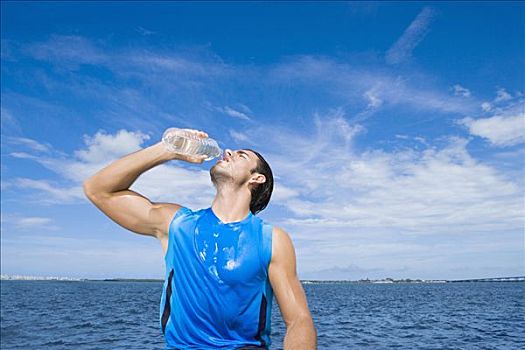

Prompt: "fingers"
[184,128,208,139]
[185,154,208,163]
[170,128,209,163]
[193,154,208,163]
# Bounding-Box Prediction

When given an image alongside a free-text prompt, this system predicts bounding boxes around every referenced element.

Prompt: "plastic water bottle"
[162,128,223,161]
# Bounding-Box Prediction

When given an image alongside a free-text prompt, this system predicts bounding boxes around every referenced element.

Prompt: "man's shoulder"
[271,226,292,242]
[270,226,295,260]
[158,205,200,236]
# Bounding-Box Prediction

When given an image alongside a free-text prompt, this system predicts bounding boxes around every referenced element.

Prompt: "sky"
[1,1,524,280]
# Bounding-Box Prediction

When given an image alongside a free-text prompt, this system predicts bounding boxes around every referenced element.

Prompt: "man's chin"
[210,164,223,176]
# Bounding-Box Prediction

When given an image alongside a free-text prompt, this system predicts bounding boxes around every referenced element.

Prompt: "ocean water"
[1,281,524,349]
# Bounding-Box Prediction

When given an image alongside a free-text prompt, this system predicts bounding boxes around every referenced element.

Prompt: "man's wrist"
[152,141,178,162]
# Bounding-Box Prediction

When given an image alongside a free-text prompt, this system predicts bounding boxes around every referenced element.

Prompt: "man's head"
[210,148,273,215]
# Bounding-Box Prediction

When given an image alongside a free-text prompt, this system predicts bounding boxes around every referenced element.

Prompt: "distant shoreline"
[2,275,524,283]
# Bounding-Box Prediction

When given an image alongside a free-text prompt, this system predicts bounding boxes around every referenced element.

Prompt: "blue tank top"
[160,206,274,350]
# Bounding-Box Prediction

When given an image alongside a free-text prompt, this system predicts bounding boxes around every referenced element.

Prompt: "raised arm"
[82,130,208,240]
[269,227,317,349]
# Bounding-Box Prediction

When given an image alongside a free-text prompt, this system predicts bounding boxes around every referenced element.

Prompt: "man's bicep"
[269,227,313,327]
[87,189,181,238]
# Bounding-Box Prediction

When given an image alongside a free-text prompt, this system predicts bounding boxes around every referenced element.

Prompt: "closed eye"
[237,151,249,159]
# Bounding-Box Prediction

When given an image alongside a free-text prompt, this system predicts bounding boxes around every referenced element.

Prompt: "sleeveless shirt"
[159,207,274,350]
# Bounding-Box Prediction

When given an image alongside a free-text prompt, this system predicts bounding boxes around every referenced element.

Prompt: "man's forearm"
[284,316,317,350]
[84,142,171,195]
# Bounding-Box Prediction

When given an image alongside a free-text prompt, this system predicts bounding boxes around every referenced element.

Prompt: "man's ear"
[249,173,266,185]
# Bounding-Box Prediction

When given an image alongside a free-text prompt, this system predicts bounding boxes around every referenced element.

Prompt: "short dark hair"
[245,149,273,215]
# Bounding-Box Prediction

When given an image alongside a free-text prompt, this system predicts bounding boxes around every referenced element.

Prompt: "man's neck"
[211,185,252,224]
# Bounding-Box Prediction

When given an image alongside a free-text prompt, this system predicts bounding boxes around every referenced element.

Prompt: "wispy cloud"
[229,129,250,143]
[267,55,476,116]
[386,7,435,64]
[0,107,22,135]
[1,214,59,230]
[16,217,56,229]
[364,88,383,108]
[215,106,252,121]
[452,84,471,97]
[10,35,479,135]
[495,88,512,102]
[136,26,156,36]
[10,178,84,202]
[4,136,52,152]
[480,88,518,113]
[25,35,107,69]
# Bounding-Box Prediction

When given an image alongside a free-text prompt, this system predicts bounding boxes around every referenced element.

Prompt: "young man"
[83,129,317,350]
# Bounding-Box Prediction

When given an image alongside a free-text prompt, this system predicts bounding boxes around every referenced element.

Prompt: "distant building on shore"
[2,274,523,283]
[0,274,83,281]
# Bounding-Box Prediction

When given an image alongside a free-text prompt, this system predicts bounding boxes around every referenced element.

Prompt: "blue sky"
[1,1,524,280]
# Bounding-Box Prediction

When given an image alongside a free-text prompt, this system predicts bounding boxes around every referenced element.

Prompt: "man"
[83,129,317,350]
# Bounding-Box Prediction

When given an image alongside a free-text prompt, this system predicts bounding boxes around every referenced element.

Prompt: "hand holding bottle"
[161,128,223,163]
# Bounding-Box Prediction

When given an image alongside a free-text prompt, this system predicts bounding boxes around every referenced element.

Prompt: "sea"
[1,280,524,349]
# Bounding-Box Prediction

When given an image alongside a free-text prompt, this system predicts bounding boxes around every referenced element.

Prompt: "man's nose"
[224,149,233,160]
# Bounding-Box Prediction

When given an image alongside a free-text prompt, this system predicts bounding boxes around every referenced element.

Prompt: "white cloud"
[495,88,512,102]
[459,114,525,147]
[75,129,150,164]
[386,7,435,64]
[238,113,522,240]
[271,183,300,202]
[216,106,251,121]
[452,84,471,97]
[364,88,383,108]
[459,98,525,147]
[481,102,492,112]
[5,130,215,209]
[256,119,523,275]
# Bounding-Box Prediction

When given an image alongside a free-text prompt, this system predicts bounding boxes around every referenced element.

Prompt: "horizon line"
[2,274,524,282]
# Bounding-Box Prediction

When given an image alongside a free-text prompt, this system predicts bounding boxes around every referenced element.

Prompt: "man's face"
[210,149,261,187]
